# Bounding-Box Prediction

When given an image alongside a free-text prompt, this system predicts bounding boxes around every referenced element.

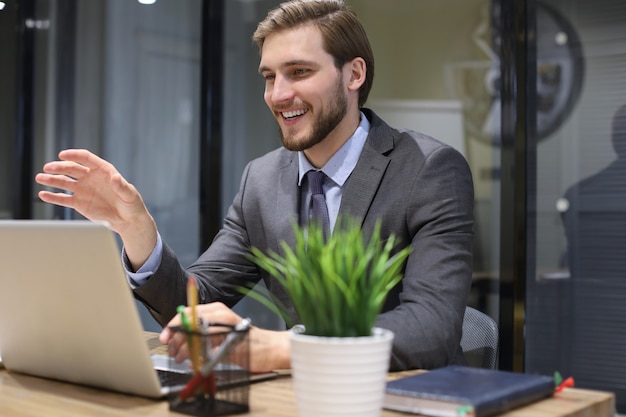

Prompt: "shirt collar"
[298,111,370,186]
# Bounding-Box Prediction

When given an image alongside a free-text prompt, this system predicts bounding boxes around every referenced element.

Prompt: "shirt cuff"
[124,233,163,288]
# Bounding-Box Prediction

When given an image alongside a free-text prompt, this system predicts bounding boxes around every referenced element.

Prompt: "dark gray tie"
[307,170,330,239]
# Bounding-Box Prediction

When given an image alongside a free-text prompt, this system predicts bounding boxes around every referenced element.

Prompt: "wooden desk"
[0,334,615,417]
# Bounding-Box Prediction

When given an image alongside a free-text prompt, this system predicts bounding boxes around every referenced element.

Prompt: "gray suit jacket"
[133,109,474,371]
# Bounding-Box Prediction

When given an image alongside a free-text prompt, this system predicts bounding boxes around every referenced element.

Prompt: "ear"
[345,57,366,92]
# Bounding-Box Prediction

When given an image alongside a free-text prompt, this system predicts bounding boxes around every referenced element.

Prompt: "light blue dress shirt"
[297,112,369,234]
[127,113,370,287]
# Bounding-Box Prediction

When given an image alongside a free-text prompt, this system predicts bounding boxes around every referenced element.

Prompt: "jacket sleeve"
[375,143,474,371]
[132,162,262,326]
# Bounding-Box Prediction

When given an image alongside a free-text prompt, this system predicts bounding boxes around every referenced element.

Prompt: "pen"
[186,276,216,397]
[176,304,198,385]
[187,276,201,374]
[177,304,211,395]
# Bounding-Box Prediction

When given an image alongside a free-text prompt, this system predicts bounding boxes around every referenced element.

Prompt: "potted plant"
[246,217,411,417]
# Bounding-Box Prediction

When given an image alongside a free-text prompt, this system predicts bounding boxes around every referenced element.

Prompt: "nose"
[266,75,294,105]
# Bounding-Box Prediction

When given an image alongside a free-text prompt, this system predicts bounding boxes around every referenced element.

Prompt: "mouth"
[280,108,308,120]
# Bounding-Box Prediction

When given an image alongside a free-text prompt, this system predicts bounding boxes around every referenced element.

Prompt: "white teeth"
[282,109,307,119]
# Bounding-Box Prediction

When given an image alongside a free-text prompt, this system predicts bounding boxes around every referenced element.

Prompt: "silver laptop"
[0,220,193,398]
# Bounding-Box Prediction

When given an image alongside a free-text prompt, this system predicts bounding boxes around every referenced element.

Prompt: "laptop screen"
[0,220,167,397]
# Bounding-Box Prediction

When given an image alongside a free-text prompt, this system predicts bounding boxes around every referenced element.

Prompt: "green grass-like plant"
[244,217,412,337]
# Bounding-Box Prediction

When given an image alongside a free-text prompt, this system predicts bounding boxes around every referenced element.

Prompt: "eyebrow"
[258,59,319,74]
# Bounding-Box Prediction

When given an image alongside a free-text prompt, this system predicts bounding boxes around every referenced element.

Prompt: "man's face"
[259,25,348,151]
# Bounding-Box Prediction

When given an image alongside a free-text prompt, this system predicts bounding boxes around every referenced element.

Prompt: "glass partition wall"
[525,0,626,412]
[12,0,204,331]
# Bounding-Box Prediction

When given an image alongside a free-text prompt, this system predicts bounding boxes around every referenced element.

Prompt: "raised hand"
[35,149,157,269]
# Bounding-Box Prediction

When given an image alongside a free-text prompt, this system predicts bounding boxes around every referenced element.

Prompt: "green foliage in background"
[244,217,412,337]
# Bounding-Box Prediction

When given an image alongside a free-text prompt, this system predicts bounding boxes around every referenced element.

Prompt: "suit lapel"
[340,145,389,224]
[339,110,396,225]
[272,151,299,253]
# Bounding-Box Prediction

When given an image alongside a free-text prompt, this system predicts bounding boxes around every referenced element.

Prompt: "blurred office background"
[1,0,626,412]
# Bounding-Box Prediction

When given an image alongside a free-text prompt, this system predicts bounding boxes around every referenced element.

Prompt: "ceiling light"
[138,0,157,5]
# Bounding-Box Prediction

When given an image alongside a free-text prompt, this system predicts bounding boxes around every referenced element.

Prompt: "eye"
[259,70,276,81]
[293,68,309,76]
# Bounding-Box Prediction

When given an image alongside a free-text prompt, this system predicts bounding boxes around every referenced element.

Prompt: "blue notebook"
[384,365,554,417]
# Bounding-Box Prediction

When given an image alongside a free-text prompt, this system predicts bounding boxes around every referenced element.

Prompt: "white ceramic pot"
[289,327,394,417]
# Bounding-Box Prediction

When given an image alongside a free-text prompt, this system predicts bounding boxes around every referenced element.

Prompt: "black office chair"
[461,306,499,369]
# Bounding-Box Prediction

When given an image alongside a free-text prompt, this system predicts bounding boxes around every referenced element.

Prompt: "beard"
[278,76,348,152]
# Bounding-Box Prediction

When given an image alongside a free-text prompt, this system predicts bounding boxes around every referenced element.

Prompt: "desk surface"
[0,334,615,417]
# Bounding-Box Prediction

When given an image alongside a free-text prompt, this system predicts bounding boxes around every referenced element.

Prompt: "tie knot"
[307,170,326,195]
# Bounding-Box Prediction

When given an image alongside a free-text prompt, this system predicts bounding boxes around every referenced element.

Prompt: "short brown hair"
[253,0,374,107]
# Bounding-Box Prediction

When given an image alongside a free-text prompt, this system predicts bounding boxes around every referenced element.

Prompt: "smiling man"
[258,23,362,166]
[36,0,474,373]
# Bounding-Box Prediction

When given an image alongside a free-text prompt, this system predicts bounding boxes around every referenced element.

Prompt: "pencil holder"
[167,322,250,416]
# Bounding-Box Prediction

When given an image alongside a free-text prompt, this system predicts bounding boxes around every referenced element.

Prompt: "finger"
[174,339,190,363]
[159,309,184,344]
[40,161,90,180]
[37,190,76,208]
[167,331,190,363]
[35,173,78,193]
[58,149,111,171]
[159,327,173,344]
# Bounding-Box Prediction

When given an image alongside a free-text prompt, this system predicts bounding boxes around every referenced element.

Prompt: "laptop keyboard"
[156,369,193,388]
